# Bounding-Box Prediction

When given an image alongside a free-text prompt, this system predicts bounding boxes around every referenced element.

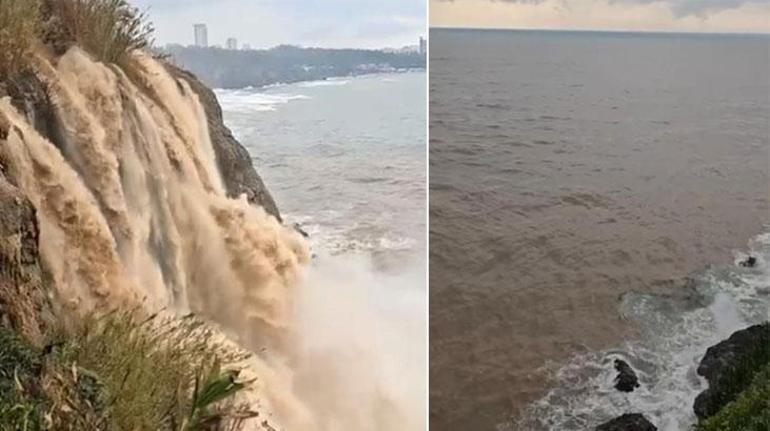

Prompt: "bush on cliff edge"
[0,311,257,430]
[0,0,41,81]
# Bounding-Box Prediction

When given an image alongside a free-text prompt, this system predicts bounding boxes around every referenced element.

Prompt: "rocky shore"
[596,322,770,431]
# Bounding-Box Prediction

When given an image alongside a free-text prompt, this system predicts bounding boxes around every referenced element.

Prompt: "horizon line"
[429,25,770,37]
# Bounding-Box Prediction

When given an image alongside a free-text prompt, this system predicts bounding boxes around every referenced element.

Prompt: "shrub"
[0,327,45,431]
[696,363,770,431]
[47,0,153,65]
[0,311,256,430]
[0,0,41,81]
[55,311,255,430]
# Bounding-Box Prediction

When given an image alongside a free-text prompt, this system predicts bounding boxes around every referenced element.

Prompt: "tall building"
[193,24,208,48]
[226,37,238,50]
[419,36,427,56]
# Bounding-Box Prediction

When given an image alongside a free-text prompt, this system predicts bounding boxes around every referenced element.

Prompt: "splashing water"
[510,230,770,431]
[0,47,422,430]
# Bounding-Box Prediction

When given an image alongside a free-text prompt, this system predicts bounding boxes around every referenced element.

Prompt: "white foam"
[214,89,309,112]
[297,78,350,88]
[512,229,770,431]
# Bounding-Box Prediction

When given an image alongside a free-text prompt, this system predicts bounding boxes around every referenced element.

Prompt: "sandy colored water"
[429,29,769,431]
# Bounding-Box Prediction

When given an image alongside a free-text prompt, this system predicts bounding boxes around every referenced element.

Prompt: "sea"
[429,29,769,431]
[215,71,428,429]
[215,72,426,265]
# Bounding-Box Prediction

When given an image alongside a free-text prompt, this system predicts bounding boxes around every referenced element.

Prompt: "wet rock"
[292,223,309,238]
[0,172,53,344]
[614,359,640,392]
[693,322,770,420]
[596,413,657,431]
[739,256,757,268]
[3,71,59,143]
[166,64,282,221]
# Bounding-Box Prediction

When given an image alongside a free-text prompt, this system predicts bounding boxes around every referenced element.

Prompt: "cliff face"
[0,170,51,344]
[166,64,281,220]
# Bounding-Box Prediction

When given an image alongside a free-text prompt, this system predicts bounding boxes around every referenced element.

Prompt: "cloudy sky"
[431,0,770,33]
[130,0,426,48]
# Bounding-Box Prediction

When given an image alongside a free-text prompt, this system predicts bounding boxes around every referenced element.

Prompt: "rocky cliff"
[166,64,281,220]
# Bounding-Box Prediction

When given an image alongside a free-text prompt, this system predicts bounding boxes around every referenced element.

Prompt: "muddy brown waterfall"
[0,46,419,430]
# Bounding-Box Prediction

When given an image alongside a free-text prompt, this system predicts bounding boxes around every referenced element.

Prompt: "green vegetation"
[695,323,770,431]
[0,0,154,81]
[48,0,154,64]
[696,363,770,431]
[0,328,46,430]
[165,44,427,89]
[0,0,40,81]
[0,312,256,431]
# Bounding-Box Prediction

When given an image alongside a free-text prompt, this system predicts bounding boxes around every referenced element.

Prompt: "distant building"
[226,37,238,50]
[419,36,426,56]
[242,43,252,51]
[193,24,208,47]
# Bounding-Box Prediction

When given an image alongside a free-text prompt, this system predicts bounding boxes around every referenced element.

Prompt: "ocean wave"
[214,89,310,112]
[297,78,350,88]
[511,228,770,431]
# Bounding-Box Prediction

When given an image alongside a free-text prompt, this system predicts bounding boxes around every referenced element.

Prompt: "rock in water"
[614,359,640,392]
[694,322,770,420]
[292,223,310,238]
[739,256,757,268]
[596,414,657,431]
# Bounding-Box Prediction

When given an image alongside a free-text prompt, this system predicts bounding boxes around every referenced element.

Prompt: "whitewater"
[0,47,424,430]
[513,230,770,431]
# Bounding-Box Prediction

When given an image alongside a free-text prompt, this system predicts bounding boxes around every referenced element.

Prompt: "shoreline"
[214,68,426,91]
[512,226,770,430]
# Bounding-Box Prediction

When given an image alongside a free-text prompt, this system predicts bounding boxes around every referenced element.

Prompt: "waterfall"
[0,46,422,430]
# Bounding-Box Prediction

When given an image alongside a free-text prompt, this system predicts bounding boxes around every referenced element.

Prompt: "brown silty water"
[0,46,422,431]
[429,29,769,430]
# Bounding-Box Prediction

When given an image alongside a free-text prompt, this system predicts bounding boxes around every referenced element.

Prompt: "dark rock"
[693,322,770,420]
[614,359,640,392]
[0,172,53,344]
[596,413,657,431]
[3,71,59,144]
[165,64,282,221]
[739,256,757,268]
[292,223,309,238]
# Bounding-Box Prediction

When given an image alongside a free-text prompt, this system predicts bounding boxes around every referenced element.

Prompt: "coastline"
[513,226,770,430]
[216,67,426,91]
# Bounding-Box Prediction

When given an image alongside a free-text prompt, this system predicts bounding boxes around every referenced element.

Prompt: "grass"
[0,0,41,81]
[0,0,154,81]
[0,311,257,431]
[694,323,770,431]
[696,363,770,431]
[0,328,45,431]
[54,310,256,430]
[48,0,154,65]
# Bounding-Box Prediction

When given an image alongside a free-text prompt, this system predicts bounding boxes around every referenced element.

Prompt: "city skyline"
[130,0,426,49]
[181,23,425,52]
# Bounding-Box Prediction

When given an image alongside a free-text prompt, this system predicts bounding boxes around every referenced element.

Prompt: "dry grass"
[49,0,153,65]
[55,310,256,430]
[0,0,41,81]
[0,310,258,431]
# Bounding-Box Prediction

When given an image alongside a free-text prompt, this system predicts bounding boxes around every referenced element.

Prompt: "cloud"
[609,0,755,16]
[435,0,760,17]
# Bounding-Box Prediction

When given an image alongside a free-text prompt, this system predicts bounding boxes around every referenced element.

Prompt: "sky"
[130,0,426,49]
[431,0,770,33]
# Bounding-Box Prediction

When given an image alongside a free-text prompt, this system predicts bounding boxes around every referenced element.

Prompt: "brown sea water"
[429,29,769,430]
